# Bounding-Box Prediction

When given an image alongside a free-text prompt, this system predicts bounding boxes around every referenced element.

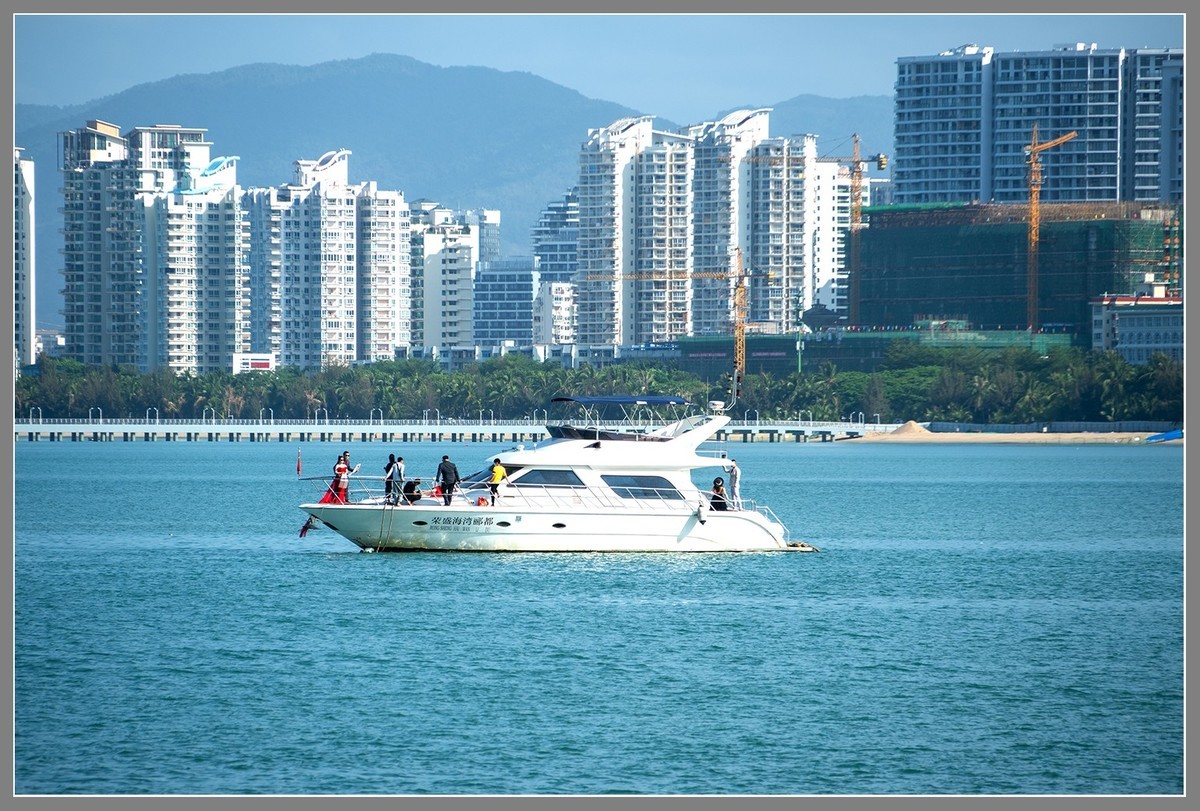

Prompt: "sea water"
[13,439,1183,795]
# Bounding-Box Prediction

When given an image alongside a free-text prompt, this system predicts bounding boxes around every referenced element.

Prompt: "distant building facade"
[473,256,541,348]
[531,188,579,284]
[143,156,251,374]
[244,150,410,369]
[14,148,35,367]
[573,111,858,350]
[1091,280,1183,365]
[463,208,502,263]
[409,200,481,356]
[532,280,577,346]
[58,120,250,374]
[530,189,580,345]
[894,43,1184,205]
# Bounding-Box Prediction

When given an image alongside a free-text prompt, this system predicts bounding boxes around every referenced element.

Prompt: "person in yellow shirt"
[488,458,511,506]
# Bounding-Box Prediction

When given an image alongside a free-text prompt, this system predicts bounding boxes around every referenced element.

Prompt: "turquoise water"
[14,439,1183,795]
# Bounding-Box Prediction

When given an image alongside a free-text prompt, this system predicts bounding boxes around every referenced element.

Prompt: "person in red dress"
[333,451,360,503]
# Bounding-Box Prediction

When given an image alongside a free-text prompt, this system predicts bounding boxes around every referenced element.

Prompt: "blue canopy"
[551,395,690,407]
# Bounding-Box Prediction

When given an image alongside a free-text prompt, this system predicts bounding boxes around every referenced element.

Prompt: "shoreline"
[854,430,1181,445]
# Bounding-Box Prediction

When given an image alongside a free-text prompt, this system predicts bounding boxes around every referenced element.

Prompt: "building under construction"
[855,202,1182,337]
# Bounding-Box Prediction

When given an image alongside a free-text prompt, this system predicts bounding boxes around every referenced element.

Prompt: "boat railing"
[743,500,790,544]
[301,475,780,526]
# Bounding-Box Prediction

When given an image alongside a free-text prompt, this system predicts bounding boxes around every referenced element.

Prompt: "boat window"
[601,475,685,500]
[512,469,585,488]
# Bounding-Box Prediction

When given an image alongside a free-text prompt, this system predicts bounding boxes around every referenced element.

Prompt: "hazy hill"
[766,94,893,163]
[16,53,892,328]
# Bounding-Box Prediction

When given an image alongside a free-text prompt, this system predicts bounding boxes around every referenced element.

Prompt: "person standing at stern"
[725,458,742,510]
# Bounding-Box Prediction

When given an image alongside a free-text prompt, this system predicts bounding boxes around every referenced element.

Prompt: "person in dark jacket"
[435,455,460,506]
[402,478,423,505]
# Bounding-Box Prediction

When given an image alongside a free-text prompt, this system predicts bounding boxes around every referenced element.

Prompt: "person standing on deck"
[435,455,460,506]
[384,454,405,505]
[488,458,511,506]
[334,451,359,503]
[724,458,742,510]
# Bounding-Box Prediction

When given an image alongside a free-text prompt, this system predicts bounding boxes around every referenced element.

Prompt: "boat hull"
[300,502,802,552]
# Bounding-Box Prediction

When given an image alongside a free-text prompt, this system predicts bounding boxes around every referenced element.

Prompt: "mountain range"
[15,53,893,328]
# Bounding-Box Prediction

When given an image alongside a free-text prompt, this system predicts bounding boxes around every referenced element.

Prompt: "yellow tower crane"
[820,134,888,324]
[578,249,764,409]
[1025,124,1077,332]
[730,248,748,408]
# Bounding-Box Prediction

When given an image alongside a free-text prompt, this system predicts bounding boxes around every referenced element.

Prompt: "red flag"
[296,449,302,477]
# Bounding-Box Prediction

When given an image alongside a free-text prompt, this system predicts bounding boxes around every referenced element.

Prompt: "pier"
[12,417,901,444]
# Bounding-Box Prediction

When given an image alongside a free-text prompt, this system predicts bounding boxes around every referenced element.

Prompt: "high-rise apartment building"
[529,189,579,346]
[409,201,481,355]
[894,43,1184,204]
[632,131,693,345]
[143,156,250,373]
[576,117,655,346]
[59,120,250,373]
[244,150,410,369]
[355,181,411,363]
[745,134,855,326]
[531,188,579,284]
[573,111,854,345]
[688,110,770,336]
[14,148,35,368]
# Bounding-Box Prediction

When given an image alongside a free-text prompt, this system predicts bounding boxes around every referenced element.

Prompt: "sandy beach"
[856,421,1182,445]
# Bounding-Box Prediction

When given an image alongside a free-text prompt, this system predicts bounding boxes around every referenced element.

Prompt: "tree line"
[14,342,1183,425]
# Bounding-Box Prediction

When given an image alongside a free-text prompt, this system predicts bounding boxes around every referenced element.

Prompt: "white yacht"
[297,396,816,553]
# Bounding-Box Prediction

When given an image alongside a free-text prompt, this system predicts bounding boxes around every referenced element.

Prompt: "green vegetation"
[15,342,1182,424]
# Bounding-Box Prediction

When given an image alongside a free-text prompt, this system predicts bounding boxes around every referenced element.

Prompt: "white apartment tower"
[142,156,251,373]
[355,181,411,363]
[409,201,481,355]
[245,150,410,369]
[688,109,771,336]
[14,148,35,367]
[574,110,860,343]
[576,116,656,346]
[59,120,250,373]
[532,281,577,346]
[632,132,694,345]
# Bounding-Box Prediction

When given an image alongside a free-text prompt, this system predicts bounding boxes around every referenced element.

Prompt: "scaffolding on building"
[855,202,1179,336]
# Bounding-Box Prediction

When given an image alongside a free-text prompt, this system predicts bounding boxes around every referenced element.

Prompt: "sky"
[13,12,1185,123]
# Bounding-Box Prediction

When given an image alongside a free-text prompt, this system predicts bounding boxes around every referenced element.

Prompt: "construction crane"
[1025,123,1077,331]
[730,248,748,408]
[579,250,760,409]
[820,134,888,324]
